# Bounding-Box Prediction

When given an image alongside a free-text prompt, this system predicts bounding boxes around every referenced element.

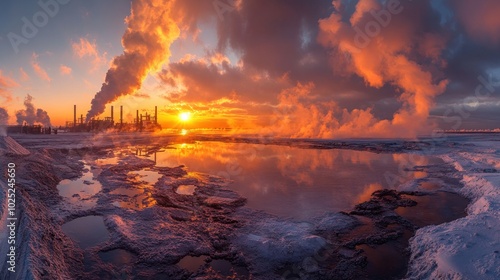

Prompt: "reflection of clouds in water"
[142,142,436,219]
[356,183,383,204]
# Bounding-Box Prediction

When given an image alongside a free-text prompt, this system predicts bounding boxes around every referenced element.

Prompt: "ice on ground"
[0,136,30,156]
[406,140,500,280]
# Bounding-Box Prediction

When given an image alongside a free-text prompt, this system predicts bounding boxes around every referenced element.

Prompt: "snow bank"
[406,143,500,279]
[0,136,30,156]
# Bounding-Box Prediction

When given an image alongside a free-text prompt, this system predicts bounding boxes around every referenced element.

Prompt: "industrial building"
[68,105,161,132]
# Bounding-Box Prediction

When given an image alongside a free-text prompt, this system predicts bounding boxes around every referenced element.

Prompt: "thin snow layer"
[233,211,359,274]
[406,142,500,279]
[0,136,30,156]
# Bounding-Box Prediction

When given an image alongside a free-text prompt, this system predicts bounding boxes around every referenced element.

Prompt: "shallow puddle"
[176,185,197,195]
[128,169,163,186]
[112,193,156,210]
[99,249,135,266]
[95,157,120,166]
[209,259,249,278]
[177,255,208,273]
[57,163,102,209]
[356,230,413,279]
[396,191,469,227]
[62,216,109,248]
[110,187,144,196]
[358,190,469,279]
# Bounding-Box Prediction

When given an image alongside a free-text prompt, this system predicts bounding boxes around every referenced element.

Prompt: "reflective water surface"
[149,142,435,220]
[61,216,109,248]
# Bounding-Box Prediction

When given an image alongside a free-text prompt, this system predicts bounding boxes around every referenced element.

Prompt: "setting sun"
[179,112,191,122]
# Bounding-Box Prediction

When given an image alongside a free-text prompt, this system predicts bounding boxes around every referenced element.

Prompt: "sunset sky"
[0,0,499,137]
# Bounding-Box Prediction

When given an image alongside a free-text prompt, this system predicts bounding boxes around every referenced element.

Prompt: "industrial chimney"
[136,110,139,127]
[120,106,123,126]
[111,106,114,123]
[155,106,157,124]
[74,105,77,127]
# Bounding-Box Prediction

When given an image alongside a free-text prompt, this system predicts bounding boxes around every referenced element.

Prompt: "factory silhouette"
[7,105,161,134]
[69,105,161,132]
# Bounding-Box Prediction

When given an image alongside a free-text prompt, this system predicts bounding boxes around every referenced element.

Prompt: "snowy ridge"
[406,144,500,279]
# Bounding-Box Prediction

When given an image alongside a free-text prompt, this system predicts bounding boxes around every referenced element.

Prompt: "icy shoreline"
[405,139,500,279]
[1,133,498,279]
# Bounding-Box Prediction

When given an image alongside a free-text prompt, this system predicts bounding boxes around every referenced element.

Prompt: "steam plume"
[86,0,181,120]
[15,94,52,127]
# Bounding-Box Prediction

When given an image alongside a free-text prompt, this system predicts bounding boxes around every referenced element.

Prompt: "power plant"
[68,105,161,132]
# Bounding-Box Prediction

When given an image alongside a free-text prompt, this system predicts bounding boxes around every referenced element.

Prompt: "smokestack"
[120,106,123,126]
[111,106,114,122]
[80,114,83,124]
[136,110,139,126]
[155,106,157,124]
[74,105,77,127]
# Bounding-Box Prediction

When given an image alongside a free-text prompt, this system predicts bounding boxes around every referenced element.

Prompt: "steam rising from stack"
[15,94,52,127]
[86,0,181,121]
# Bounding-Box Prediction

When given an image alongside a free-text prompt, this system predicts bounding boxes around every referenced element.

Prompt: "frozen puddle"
[57,163,102,209]
[176,185,197,195]
[62,216,109,248]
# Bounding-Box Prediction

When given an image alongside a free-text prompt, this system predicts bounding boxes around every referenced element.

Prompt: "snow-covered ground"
[406,135,500,279]
[0,132,499,279]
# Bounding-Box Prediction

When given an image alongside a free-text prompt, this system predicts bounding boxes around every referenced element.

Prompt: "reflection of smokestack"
[74,105,77,127]
[120,106,123,126]
[111,106,114,122]
[155,106,157,124]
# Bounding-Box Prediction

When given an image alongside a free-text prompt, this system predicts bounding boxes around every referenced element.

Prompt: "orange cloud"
[71,37,107,70]
[60,65,72,75]
[19,67,30,82]
[31,53,51,82]
[317,1,448,138]
[0,70,18,103]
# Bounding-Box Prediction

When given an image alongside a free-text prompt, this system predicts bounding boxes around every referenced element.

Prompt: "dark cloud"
[158,0,500,133]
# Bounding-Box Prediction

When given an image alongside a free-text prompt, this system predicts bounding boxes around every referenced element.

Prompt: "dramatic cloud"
[86,0,181,120]
[15,94,52,127]
[60,65,72,75]
[315,0,449,137]
[31,53,51,82]
[81,0,499,134]
[160,55,290,103]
